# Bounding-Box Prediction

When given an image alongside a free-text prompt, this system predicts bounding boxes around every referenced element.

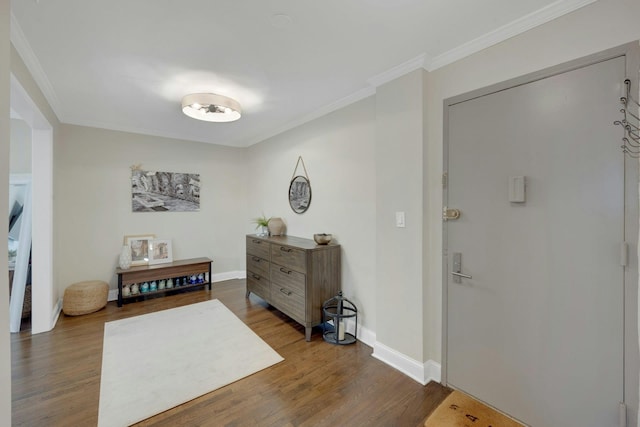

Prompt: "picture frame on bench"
[123,234,155,266]
[148,239,173,265]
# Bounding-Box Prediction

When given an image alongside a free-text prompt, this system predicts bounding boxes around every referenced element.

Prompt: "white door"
[444,54,635,426]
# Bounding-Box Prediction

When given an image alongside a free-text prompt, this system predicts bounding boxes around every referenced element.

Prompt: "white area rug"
[98,299,283,427]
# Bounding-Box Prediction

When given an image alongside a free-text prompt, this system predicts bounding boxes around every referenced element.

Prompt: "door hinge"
[619,401,627,427]
[621,242,628,267]
[442,172,448,189]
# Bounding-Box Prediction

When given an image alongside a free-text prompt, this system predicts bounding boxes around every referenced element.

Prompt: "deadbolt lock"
[443,208,461,221]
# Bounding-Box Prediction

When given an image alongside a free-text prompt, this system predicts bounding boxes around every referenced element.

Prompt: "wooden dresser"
[246,234,341,341]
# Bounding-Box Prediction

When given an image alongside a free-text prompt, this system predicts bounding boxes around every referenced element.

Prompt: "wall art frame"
[148,239,173,265]
[131,166,200,213]
[123,234,155,266]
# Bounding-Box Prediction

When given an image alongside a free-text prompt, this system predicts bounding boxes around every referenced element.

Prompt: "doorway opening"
[9,74,54,334]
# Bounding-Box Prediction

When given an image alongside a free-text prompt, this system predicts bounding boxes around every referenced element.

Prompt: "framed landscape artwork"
[131,169,200,212]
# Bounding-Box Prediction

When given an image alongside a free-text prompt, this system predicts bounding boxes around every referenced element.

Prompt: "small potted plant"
[252,214,271,236]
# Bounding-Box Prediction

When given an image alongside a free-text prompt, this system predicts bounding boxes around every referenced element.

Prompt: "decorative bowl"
[314,233,332,245]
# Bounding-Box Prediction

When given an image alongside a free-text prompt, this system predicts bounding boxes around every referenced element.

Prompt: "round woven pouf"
[63,280,109,316]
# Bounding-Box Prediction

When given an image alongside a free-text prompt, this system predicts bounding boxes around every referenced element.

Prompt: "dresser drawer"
[246,236,270,259]
[271,265,305,296]
[271,244,306,273]
[246,255,269,278]
[246,234,341,342]
[247,272,270,301]
[271,284,304,322]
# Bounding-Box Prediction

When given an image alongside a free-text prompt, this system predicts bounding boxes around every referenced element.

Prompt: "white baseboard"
[50,298,62,328]
[212,271,245,282]
[372,341,441,385]
[108,289,118,302]
[424,359,442,383]
[326,317,376,348]
[347,319,376,348]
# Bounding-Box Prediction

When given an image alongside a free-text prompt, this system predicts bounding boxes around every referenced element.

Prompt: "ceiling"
[10,0,594,148]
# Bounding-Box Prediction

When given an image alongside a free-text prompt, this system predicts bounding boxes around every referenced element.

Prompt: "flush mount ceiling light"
[181,93,242,123]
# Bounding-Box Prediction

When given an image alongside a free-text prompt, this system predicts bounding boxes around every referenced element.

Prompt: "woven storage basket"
[63,280,109,316]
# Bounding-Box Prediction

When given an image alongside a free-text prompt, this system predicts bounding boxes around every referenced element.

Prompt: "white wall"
[55,124,247,294]
[0,0,11,423]
[10,118,31,173]
[246,97,377,336]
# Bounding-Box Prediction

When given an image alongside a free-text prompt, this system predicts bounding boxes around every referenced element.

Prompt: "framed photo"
[123,234,155,266]
[148,239,173,265]
[131,169,200,212]
[289,175,311,214]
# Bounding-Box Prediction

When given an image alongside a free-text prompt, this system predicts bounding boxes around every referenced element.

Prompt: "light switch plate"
[395,211,405,228]
[508,176,526,203]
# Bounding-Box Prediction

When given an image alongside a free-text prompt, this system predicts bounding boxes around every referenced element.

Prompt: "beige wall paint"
[10,118,31,173]
[0,0,11,423]
[246,97,377,334]
[375,69,427,361]
[56,124,247,295]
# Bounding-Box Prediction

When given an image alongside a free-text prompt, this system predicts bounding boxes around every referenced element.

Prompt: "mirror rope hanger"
[614,79,640,157]
[291,156,310,182]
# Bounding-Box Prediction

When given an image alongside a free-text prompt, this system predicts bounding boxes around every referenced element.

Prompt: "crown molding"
[9,0,598,148]
[10,12,64,121]
[425,0,597,71]
[366,53,431,88]
[246,85,376,147]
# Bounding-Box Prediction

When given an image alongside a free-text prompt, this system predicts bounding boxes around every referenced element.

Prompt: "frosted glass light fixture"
[181,93,241,122]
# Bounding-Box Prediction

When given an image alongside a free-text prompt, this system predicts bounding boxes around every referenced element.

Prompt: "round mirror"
[289,176,311,214]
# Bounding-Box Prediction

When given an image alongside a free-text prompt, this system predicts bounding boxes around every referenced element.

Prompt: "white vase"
[118,245,132,269]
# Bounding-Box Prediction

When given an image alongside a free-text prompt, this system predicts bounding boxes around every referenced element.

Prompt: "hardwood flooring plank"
[11,279,449,426]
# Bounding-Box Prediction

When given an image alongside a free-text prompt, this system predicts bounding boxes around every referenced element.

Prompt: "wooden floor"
[11,279,451,426]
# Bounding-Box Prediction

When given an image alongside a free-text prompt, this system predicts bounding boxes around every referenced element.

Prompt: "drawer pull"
[252,274,261,280]
[280,246,292,253]
[280,267,292,275]
[252,256,261,262]
[252,240,262,244]
[279,288,292,296]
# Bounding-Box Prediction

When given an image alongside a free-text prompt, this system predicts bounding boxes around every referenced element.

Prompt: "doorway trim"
[10,73,55,334]
[441,42,639,421]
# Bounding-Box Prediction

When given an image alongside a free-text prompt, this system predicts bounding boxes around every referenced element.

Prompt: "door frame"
[10,74,55,334]
[441,42,639,420]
